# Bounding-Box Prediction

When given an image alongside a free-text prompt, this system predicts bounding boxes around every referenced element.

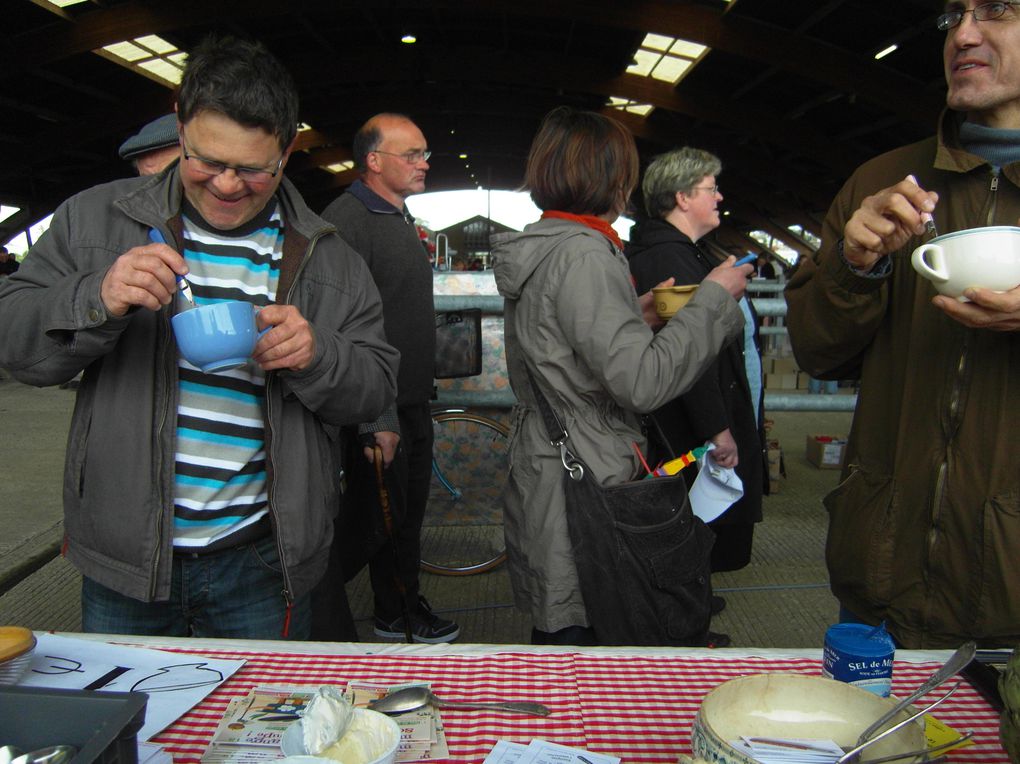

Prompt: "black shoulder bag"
[526,368,715,646]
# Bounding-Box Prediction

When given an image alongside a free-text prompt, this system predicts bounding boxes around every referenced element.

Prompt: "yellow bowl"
[692,674,927,764]
[652,284,699,319]
[0,626,36,685]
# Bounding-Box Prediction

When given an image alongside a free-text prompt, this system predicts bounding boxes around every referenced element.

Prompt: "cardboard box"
[771,357,799,375]
[806,434,847,469]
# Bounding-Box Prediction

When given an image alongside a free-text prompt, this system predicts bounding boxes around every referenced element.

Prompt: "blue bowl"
[171,300,260,373]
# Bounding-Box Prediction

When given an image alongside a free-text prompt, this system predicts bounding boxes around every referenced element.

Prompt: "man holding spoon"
[785,0,1020,648]
[0,36,397,640]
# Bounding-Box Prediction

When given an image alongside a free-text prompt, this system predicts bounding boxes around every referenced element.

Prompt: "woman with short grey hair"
[627,147,767,645]
[642,147,722,219]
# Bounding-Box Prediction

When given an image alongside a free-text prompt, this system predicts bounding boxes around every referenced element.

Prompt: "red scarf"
[542,210,623,250]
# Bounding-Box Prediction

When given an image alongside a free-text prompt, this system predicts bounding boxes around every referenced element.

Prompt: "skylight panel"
[95,34,186,87]
[138,59,183,84]
[102,41,150,62]
[135,35,177,55]
[325,161,355,174]
[608,97,653,116]
[627,31,710,88]
[651,57,691,83]
[627,49,660,77]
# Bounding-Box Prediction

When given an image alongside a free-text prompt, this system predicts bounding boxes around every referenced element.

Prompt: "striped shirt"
[173,200,283,549]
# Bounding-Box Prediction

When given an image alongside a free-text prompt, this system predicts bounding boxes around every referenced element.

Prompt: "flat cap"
[118,113,179,160]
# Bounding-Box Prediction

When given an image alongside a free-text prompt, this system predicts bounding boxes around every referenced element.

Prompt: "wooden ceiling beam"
[5,0,944,130]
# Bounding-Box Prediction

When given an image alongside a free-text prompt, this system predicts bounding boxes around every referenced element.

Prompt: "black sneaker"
[374,596,460,644]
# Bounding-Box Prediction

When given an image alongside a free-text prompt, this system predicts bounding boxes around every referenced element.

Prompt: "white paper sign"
[20,633,245,742]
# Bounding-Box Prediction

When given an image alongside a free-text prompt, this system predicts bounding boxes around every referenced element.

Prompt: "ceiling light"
[49,0,89,5]
[459,153,468,159]
[401,33,417,44]
[874,44,898,60]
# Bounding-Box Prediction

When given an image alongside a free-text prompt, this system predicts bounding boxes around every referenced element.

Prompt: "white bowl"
[280,709,400,764]
[692,674,928,764]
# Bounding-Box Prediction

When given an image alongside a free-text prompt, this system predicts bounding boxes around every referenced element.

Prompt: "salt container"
[822,622,895,697]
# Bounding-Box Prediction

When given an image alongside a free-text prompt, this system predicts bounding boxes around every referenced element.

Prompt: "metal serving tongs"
[835,680,963,764]
[855,641,976,749]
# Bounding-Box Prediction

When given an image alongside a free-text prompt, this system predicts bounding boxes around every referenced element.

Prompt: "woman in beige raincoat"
[492,106,752,645]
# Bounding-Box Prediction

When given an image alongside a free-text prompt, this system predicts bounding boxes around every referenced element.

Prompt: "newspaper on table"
[202,687,317,764]
[483,739,621,764]
[200,682,449,764]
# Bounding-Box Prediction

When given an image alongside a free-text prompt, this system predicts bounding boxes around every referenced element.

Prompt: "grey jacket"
[492,218,743,632]
[0,166,399,604]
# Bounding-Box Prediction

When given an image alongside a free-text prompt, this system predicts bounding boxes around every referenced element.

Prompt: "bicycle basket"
[434,309,482,378]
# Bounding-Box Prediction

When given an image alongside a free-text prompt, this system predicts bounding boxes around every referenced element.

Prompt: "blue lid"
[825,623,895,656]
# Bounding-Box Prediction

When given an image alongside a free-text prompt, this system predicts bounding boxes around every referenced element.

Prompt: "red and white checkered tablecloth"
[148,649,1009,764]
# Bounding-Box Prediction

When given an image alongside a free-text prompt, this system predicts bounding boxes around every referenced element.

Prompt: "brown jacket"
[785,110,1020,649]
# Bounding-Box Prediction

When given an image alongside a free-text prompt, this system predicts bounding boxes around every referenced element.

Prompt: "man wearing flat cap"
[119,113,180,176]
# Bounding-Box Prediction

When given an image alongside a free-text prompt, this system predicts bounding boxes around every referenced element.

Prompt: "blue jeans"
[808,377,838,394]
[81,535,311,639]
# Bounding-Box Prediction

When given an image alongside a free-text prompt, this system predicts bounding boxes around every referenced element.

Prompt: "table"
[93,638,1006,764]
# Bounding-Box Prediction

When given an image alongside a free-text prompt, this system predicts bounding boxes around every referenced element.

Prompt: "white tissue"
[319,710,394,764]
[301,686,355,756]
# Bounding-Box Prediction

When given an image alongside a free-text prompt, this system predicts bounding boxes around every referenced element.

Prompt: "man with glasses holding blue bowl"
[786,1,1020,649]
[0,36,398,640]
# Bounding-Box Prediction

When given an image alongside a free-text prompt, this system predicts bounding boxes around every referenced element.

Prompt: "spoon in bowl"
[368,685,550,717]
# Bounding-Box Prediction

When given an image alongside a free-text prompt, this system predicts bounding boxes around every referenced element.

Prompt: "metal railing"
[434,286,856,412]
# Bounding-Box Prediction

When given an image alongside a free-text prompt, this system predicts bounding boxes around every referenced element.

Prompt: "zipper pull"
[991,172,1000,193]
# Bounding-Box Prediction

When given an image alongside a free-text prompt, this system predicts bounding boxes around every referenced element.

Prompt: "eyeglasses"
[690,185,721,196]
[937,1,1020,30]
[180,137,285,184]
[373,149,432,164]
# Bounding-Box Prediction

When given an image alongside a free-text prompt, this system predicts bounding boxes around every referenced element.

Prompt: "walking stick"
[373,445,414,644]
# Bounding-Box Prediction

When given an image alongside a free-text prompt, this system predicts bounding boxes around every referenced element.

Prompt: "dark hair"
[176,36,299,151]
[525,106,638,216]
[352,113,413,171]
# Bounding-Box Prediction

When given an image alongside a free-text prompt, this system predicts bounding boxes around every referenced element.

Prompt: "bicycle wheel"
[421,410,509,576]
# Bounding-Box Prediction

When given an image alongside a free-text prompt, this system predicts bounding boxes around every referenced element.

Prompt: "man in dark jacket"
[320,114,459,643]
[0,37,397,640]
[785,2,1020,647]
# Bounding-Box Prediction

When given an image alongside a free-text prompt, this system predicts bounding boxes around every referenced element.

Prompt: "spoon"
[835,681,961,764]
[854,641,976,748]
[11,746,77,764]
[367,686,550,717]
[148,228,196,309]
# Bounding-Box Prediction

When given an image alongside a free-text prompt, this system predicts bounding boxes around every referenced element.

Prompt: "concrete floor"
[0,376,853,648]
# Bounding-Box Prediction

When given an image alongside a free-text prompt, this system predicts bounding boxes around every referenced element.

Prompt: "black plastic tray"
[0,685,147,764]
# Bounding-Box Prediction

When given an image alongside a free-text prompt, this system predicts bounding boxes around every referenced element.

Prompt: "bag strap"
[524,366,585,481]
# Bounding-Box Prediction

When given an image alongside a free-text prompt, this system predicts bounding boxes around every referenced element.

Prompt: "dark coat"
[627,219,767,551]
